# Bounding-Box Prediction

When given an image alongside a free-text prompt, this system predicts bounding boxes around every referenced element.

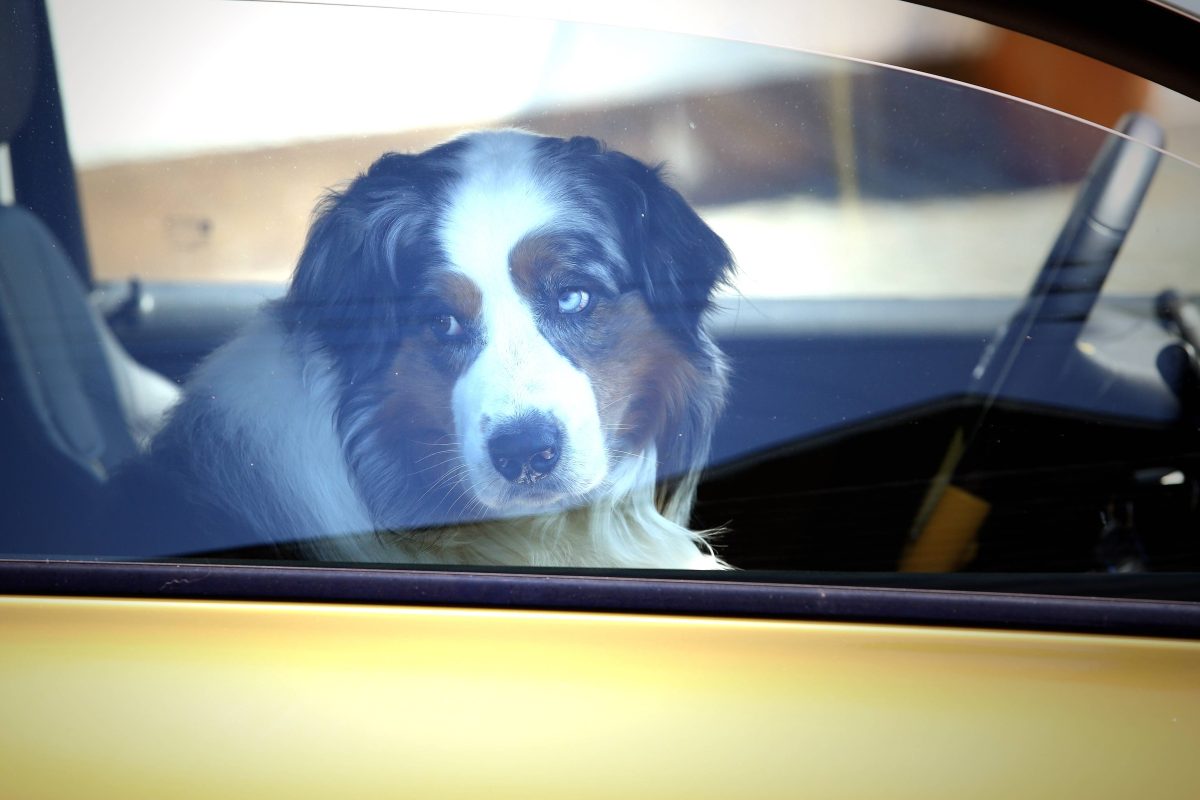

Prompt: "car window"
[5,0,1199,599]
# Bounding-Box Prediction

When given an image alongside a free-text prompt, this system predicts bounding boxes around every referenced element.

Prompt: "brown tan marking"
[573,294,703,455]
[372,338,459,487]
[510,233,701,462]
[371,271,483,491]
[507,233,558,297]
[433,271,483,321]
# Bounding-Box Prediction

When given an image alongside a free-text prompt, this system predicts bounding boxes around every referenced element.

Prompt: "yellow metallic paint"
[2,595,1198,799]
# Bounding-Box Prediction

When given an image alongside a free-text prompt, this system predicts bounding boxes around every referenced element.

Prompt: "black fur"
[538,136,734,349]
[109,132,733,559]
[538,136,734,505]
[283,138,467,381]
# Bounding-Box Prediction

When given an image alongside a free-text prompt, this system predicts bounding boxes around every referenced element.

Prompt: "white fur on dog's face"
[291,129,731,539]
[439,132,609,512]
[232,128,733,565]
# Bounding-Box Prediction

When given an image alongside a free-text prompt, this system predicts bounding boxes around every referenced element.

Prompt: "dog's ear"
[581,141,734,348]
[653,337,729,524]
[286,188,372,331]
[284,145,461,374]
[573,139,734,521]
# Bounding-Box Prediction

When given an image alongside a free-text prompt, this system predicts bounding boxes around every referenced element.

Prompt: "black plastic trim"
[10,0,92,283]
[913,0,1200,102]
[2,559,1198,639]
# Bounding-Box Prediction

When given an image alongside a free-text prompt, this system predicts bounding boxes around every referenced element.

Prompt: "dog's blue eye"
[557,288,590,314]
[431,313,463,340]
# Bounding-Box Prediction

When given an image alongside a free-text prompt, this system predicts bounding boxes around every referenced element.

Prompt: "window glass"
[7,1,1199,594]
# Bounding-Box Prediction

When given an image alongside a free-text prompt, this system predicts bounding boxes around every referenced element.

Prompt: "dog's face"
[285,131,731,529]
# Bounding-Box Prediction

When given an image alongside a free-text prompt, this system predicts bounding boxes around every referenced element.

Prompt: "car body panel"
[2,595,1198,799]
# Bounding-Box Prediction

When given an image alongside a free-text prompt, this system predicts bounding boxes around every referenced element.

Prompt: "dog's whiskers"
[413,463,471,507]
[435,479,478,522]
[414,448,462,464]
[598,393,634,412]
[411,435,463,448]
[412,458,467,477]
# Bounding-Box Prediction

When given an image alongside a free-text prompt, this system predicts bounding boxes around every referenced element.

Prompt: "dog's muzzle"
[487,413,562,484]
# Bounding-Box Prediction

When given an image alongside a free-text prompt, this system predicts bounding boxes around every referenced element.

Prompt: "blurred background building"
[47,0,1200,297]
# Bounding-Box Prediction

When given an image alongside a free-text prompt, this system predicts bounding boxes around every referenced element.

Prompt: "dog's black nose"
[488,416,562,483]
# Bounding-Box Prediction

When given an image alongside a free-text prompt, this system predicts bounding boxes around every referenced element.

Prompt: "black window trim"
[3,559,1198,639]
[915,0,1200,103]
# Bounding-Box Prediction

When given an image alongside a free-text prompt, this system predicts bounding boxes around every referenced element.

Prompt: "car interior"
[2,0,1199,600]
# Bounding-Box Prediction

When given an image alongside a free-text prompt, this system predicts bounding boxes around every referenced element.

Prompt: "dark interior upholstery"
[0,0,179,554]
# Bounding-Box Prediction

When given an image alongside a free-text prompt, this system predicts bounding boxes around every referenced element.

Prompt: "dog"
[119,131,733,568]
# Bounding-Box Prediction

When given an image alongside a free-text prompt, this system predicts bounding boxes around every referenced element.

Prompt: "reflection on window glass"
[52,0,1199,298]
[2,1,1197,594]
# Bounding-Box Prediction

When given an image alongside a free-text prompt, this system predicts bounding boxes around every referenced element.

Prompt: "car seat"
[0,0,180,555]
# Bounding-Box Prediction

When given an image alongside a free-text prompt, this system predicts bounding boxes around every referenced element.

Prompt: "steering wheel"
[969,111,1165,398]
[902,112,1166,569]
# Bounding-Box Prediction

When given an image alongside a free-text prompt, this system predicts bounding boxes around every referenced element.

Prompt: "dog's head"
[285,131,732,529]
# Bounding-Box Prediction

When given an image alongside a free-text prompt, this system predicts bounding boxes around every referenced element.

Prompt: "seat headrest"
[1,0,38,142]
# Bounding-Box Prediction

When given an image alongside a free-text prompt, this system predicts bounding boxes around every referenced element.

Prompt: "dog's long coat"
[116,131,733,568]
